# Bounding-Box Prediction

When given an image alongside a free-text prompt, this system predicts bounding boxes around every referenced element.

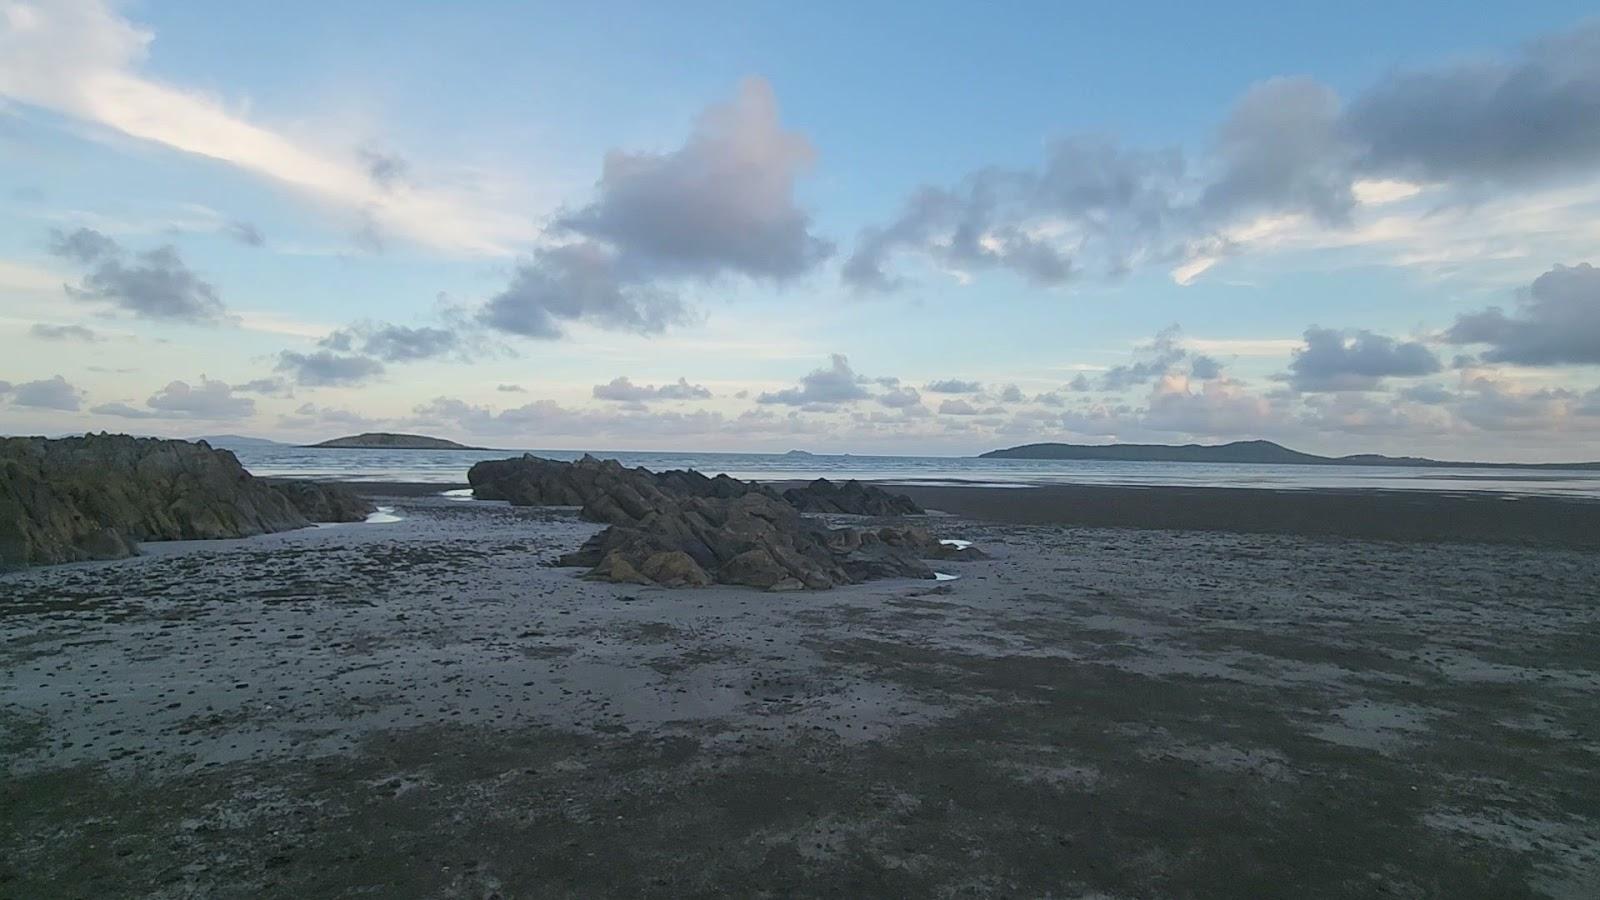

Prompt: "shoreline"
[336,478,1600,550]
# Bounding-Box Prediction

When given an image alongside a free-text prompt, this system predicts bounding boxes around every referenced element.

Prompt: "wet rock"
[783,478,924,516]
[486,455,957,590]
[267,480,376,523]
[469,454,773,508]
[0,434,312,569]
[636,551,713,588]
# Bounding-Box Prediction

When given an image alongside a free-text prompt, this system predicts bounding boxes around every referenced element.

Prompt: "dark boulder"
[783,478,924,516]
[0,434,314,569]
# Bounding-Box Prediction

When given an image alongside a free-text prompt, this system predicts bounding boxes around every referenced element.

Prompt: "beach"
[3,483,1598,897]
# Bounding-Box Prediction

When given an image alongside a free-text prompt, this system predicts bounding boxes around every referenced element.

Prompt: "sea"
[227,444,1600,499]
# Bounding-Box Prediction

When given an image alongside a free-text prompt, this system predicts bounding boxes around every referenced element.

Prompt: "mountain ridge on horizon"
[980,439,1600,470]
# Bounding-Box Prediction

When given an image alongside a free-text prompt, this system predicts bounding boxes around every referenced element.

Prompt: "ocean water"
[228,445,1600,499]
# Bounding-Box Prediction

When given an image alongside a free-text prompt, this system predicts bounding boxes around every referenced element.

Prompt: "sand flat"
[2,488,1598,897]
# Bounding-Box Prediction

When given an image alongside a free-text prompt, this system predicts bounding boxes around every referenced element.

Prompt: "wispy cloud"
[0,0,536,256]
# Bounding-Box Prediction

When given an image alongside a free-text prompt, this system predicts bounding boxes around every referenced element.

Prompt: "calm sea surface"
[227,444,1600,499]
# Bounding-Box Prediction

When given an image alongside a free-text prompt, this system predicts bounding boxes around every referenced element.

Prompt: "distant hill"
[980,440,1600,470]
[192,434,287,449]
[307,432,487,450]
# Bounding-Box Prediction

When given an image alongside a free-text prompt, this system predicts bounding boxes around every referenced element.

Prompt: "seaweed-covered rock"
[0,434,312,569]
[783,478,924,516]
[268,480,376,523]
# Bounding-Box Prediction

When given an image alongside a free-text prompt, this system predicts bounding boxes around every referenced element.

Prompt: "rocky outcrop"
[470,455,924,516]
[0,435,367,569]
[267,480,375,523]
[470,454,976,590]
[469,454,764,507]
[783,478,924,516]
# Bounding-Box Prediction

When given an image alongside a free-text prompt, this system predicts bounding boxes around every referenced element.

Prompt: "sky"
[3,1,1600,461]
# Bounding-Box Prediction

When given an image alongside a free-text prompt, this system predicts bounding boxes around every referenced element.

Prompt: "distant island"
[980,439,1600,470]
[192,434,288,449]
[306,432,488,450]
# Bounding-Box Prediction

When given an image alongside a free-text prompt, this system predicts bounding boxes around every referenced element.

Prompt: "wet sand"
[3,486,1598,897]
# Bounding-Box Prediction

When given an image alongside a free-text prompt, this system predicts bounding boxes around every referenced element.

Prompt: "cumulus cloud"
[1345,25,1600,185]
[413,396,728,440]
[93,377,254,419]
[1188,355,1224,380]
[937,398,984,416]
[924,379,983,394]
[497,383,526,393]
[478,243,689,339]
[844,139,1182,289]
[236,377,290,395]
[1287,327,1442,391]
[846,22,1600,291]
[145,377,254,418]
[49,227,227,322]
[1399,383,1455,405]
[321,322,461,363]
[1143,374,1281,436]
[1443,262,1600,365]
[877,385,923,409]
[998,384,1024,403]
[479,79,825,341]
[87,401,157,419]
[1201,78,1354,224]
[557,78,831,281]
[279,402,381,432]
[275,350,385,386]
[1298,391,1455,437]
[8,374,82,410]
[1452,370,1590,432]
[29,323,98,341]
[592,376,712,403]
[1099,326,1222,391]
[48,226,118,264]
[756,354,870,406]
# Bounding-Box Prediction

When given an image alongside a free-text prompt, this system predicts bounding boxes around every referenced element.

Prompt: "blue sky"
[3,1,1600,459]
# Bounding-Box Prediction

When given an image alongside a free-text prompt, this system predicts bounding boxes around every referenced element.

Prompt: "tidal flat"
[3,489,1598,898]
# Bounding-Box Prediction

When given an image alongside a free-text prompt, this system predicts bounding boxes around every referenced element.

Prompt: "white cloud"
[0,0,535,256]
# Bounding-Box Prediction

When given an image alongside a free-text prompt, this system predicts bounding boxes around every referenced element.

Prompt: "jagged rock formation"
[468,454,974,590]
[267,480,375,524]
[0,435,367,569]
[469,454,759,507]
[783,478,924,515]
[470,455,922,515]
